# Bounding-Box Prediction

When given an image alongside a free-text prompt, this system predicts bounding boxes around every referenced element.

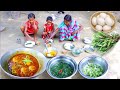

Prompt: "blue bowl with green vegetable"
[46,56,78,79]
[78,55,108,79]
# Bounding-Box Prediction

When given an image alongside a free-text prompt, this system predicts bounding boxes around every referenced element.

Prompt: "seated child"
[42,16,55,41]
[20,13,40,45]
[46,14,83,43]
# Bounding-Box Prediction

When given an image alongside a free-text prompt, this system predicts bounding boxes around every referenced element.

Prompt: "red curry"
[8,54,40,77]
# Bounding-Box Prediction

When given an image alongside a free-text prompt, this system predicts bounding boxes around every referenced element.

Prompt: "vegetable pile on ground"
[83,62,103,78]
[50,62,74,78]
[92,31,120,54]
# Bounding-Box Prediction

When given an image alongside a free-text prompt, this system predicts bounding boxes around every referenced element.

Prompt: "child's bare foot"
[59,40,64,42]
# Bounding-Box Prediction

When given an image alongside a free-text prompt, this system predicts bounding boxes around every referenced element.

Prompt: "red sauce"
[8,54,40,77]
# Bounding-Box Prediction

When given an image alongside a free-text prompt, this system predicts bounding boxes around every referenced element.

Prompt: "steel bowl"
[0,48,48,79]
[46,55,78,79]
[78,55,108,79]
[72,48,83,57]
[83,37,92,44]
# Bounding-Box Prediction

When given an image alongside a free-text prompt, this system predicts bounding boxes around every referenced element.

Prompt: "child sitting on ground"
[46,14,83,43]
[20,13,40,45]
[42,16,55,42]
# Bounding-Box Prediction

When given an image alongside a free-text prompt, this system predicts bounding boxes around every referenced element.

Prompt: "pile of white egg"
[91,12,115,31]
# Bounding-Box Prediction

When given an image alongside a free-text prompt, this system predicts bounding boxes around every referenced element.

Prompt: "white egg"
[97,17,105,26]
[103,25,111,31]
[92,17,97,25]
[96,25,103,31]
[97,15,100,18]
[100,13,107,19]
[105,17,114,26]
[106,14,110,18]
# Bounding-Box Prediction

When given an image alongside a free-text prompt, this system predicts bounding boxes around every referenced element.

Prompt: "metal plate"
[24,41,35,48]
[63,43,75,51]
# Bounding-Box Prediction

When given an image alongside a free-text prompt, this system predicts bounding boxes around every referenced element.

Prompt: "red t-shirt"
[25,20,39,34]
[44,23,54,33]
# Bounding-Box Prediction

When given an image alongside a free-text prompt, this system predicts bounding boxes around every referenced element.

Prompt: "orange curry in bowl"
[8,53,41,77]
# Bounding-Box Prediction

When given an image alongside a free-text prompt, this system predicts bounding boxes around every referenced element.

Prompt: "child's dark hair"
[28,13,35,19]
[46,16,53,21]
[64,14,72,21]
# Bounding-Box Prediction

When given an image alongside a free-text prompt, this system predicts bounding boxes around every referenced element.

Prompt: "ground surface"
[0,11,120,79]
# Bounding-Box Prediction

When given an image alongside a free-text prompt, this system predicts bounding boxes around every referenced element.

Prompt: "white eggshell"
[106,15,110,18]
[97,17,105,26]
[100,13,107,18]
[96,25,103,31]
[92,17,97,25]
[97,15,100,18]
[105,17,114,26]
[103,25,111,31]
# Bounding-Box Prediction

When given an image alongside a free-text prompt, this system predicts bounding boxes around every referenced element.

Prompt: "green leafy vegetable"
[83,62,103,78]
[50,62,74,78]
[92,31,120,54]
[22,55,32,65]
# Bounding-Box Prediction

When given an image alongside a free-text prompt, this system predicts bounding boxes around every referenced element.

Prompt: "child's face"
[29,17,35,24]
[47,20,52,25]
[64,20,71,26]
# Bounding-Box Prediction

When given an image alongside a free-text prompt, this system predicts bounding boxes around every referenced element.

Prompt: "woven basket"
[90,11,117,33]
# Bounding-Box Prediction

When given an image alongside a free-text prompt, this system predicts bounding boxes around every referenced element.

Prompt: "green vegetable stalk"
[92,31,120,54]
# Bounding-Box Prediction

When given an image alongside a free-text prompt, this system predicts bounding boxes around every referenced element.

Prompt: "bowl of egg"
[90,11,117,33]
[43,47,57,58]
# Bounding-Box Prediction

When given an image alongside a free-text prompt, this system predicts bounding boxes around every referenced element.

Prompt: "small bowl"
[72,48,83,57]
[24,41,35,48]
[78,55,108,79]
[83,45,95,53]
[46,56,78,79]
[43,47,57,58]
[83,37,92,44]
[63,43,75,51]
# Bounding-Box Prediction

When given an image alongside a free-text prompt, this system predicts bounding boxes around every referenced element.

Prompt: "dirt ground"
[0,11,120,79]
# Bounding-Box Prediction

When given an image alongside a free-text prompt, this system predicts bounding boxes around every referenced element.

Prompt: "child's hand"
[48,31,51,34]
[79,24,83,31]
[45,39,49,44]
[36,41,40,45]
[71,31,77,36]
[43,32,47,35]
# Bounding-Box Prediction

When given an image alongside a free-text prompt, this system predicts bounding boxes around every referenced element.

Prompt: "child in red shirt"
[42,16,55,41]
[20,13,40,45]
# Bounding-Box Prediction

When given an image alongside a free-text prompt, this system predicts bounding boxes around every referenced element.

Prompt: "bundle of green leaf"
[92,31,120,54]
[83,62,103,78]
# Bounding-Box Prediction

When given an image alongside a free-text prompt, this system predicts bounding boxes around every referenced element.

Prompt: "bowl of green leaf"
[78,55,108,79]
[46,56,78,79]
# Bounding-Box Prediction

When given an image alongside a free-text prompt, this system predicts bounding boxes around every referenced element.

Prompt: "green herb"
[50,62,74,78]
[92,31,120,54]
[26,43,32,45]
[83,62,103,78]
[22,55,32,65]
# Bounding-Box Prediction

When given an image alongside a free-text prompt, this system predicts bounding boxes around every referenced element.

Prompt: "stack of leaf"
[92,31,120,54]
